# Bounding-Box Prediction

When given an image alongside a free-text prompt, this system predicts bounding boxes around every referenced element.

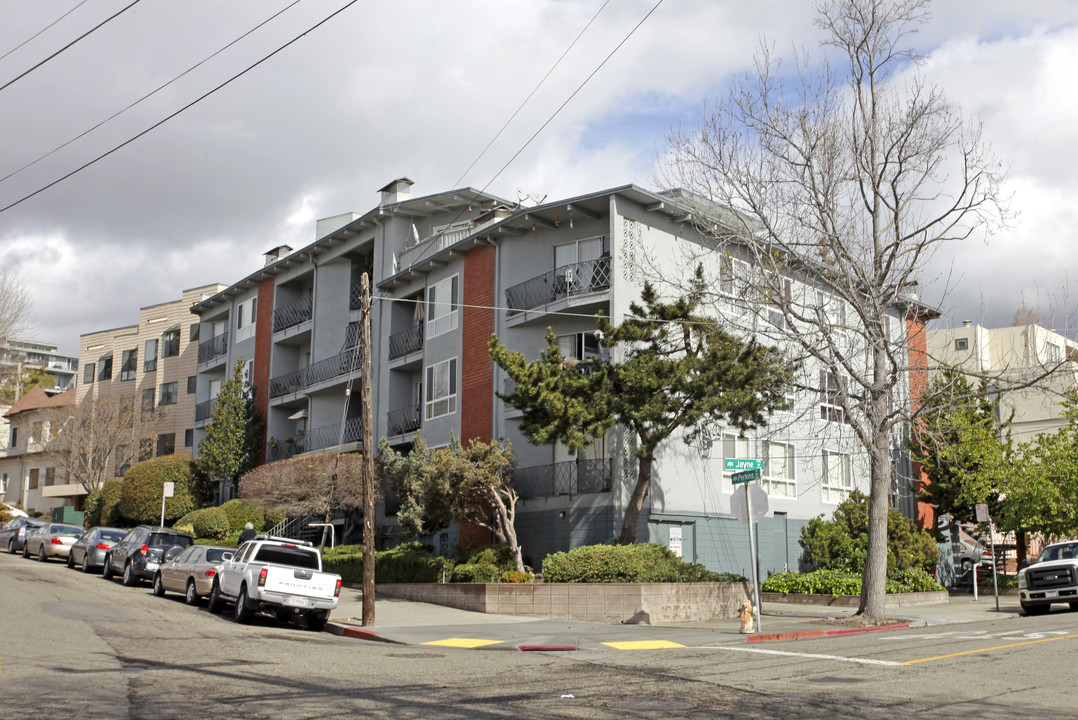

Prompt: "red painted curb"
[517,645,578,652]
[747,622,911,643]
[342,627,383,641]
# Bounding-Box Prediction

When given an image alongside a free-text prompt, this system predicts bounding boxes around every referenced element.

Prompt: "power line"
[0,0,90,64]
[0,0,307,186]
[0,0,141,94]
[0,0,360,215]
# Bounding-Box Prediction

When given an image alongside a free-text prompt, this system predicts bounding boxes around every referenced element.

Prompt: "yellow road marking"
[901,633,1078,665]
[602,640,685,650]
[422,638,504,648]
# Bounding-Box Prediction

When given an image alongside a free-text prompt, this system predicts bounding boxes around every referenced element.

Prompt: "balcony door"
[554,237,604,295]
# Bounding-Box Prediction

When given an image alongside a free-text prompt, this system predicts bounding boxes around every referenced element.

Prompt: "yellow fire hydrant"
[738,599,758,634]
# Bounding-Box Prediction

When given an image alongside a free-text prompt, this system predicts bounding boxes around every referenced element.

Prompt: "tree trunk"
[858,428,891,624]
[618,453,653,545]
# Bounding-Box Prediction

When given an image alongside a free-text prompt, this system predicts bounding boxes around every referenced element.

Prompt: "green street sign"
[731,469,760,485]
[724,458,763,471]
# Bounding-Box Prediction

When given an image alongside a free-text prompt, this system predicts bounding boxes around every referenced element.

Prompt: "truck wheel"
[1021,601,1050,616]
[234,585,254,624]
[1069,602,1078,612]
[306,612,329,632]
[102,555,114,580]
[153,573,166,597]
[207,581,224,614]
[185,580,199,606]
[122,561,138,587]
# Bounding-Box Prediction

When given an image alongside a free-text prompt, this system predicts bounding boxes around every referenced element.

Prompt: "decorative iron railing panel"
[269,349,362,398]
[272,293,313,333]
[194,398,215,423]
[505,255,611,314]
[267,416,363,462]
[514,458,612,499]
[197,331,228,364]
[387,403,421,436]
[388,324,423,359]
[350,283,363,310]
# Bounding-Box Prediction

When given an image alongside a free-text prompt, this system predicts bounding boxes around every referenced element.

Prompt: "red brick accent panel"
[906,312,934,531]
[252,277,275,466]
[459,243,496,549]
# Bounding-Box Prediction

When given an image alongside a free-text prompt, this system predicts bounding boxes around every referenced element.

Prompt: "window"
[139,439,153,462]
[156,433,175,457]
[954,337,969,351]
[719,255,750,316]
[426,276,459,338]
[721,432,750,490]
[1048,343,1062,363]
[45,467,55,487]
[141,389,155,421]
[98,354,113,381]
[209,379,221,399]
[242,360,254,390]
[819,370,846,423]
[235,297,257,342]
[0,473,7,494]
[115,446,131,477]
[187,376,197,394]
[162,327,180,357]
[159,381,178,406]
[816,290,847,329]
[425,358,457,419]
[761,441,795,497]
[120,348,138,381]
[553,236,609,295]
[84,363,95,384]
[190,323,200,342]
[28,468,39,490]
[767,275,792,329]
[9,427,16,448]
[557,332,601,365]
[144,339,158,372]
[184,429,193,447]
[822,450,853,503]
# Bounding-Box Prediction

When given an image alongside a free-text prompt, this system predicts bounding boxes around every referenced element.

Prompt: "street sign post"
[160,482,175,527]
[731,469,760,485]
[725,459,764,632]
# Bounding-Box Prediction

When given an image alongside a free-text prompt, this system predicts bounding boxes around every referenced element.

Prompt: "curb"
[748,622,911,643]
[326,622,407,645]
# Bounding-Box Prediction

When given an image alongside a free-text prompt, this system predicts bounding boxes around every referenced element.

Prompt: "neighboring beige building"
[77,284,226,482]
[0,386,76,514]
[927,322,1078,444]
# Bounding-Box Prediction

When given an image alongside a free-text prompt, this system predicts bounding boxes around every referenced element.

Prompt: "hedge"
[192,507,230,540]
[119,455,199,524]
[86,480,124,527]
[762,568,944,595]
[219,498,265,532]
[542,543,746,583]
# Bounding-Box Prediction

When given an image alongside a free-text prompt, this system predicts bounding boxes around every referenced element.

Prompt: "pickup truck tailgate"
[264,567,338,599]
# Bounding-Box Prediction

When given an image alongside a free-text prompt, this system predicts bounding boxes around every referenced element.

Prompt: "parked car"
[153,545,235,605]
[23,522,84,562]
[954,539,1003,573]
[68,526,128,572]
[0,517,48,554]
[103,525,193,587]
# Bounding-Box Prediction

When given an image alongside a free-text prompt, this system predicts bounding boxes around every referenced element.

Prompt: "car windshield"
[149,533,191,549]
[1038,542,1078,563]
[205,548,232,563]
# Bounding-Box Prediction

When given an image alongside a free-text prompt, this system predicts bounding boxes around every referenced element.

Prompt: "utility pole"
[359,273,376,626]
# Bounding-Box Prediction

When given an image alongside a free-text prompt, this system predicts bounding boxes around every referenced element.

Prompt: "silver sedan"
[153,545,235,605]
[67,526,127,572]
[23,523,84,562]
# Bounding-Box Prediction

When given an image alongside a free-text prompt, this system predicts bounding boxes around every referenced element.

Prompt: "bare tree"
[658,0,1007,623]
[0,267,34,395]
[40,393,150,495]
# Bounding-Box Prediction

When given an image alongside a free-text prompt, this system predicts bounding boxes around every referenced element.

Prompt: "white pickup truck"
[208,535,342,631]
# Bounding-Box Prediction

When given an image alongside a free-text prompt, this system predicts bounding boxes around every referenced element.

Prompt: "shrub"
[86,480,124,527]
[219,498,265,532]
[175,524,195,537]
[377,542,447,583]
[119,455,199,524]
[323,544,364,559]
[541,543,743,583]
[174,509,201,529]
[451,563,499,583]
[192,507,230,540]
[263,509,286,533]
[501,570,534,583]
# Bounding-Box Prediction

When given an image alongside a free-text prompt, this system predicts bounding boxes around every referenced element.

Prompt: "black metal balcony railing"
[194,398,216,423]
[350,283,363,310]
[386,403,421,436]
[505,255,611,315]
[267,416,364,463]
[388,323,423,360]
[197,331,228,364]
[513,458,612,499]
[269,349,363,398]
[272,293,313,333]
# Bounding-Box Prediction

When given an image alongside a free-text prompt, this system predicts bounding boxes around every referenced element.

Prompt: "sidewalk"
[325,588,1025,651]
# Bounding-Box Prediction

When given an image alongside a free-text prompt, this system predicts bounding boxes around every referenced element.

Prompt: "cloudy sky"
[1,0,1076,355]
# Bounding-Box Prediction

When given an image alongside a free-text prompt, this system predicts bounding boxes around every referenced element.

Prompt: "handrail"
[505,254,611,314]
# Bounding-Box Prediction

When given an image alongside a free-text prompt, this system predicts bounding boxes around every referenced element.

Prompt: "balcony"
[197,331,229,364]
[388,323,423,360]
[505,256,611,315]
[272,293,313,333]
[195,398,216,423]
[267,416,364,462]
[514,458,612,499]
[269,349,362,399]
[398,221,473,269]
[386,403,421,438]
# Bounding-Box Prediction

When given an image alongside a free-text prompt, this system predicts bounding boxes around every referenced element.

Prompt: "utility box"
[52,505,85,527]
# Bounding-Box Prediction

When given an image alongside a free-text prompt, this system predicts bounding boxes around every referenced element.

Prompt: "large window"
[426,276,459,338]
[719,255,750,316]
[141,389,155,422]
[156,433,175,457]
[762,440,796,497]
[144,338,158,372]
[28,468,39,490]
[425,358,457,419]
[45,467,55,487]
[819,370,846,423]
[721,432,750,490]
[162,327,180,357]
[235,297,257,342]
[822,450,852,503]
[184,429,193,447]
[120,348,138,381]
[83,363,95,384]
[159,382,178,406]
[97,354,113,381]
[557,332,601,365]
[187,376,197,394]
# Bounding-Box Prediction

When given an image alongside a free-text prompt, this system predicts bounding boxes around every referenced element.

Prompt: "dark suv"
[103,525,193,587]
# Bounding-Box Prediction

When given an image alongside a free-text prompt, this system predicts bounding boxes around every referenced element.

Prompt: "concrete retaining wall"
[376,581,754,624]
